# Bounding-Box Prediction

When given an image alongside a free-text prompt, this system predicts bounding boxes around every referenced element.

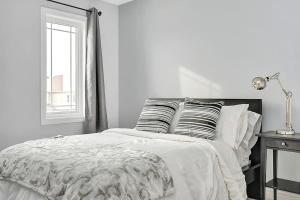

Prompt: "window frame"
[41,7,86,125]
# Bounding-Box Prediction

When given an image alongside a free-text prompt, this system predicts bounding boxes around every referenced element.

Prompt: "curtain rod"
[46,0,102,16]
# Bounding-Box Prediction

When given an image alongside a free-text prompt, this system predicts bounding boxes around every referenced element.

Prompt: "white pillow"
[235,111,262,167]
[241,111,262,149]
[216,104,249,150]
[168,102,184,133]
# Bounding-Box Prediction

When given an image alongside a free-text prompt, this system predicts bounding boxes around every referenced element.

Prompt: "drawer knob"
[281,142,287,146]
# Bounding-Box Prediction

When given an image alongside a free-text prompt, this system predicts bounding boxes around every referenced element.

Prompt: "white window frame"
[41,7,86,125]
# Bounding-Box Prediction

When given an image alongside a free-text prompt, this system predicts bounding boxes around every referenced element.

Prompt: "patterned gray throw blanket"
[0,136,174,200]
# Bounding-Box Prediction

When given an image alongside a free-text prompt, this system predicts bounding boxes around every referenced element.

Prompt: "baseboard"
[265,188,300,200]
[248,188,300,200]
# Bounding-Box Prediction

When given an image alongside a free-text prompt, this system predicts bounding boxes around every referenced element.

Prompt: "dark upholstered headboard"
[150,98,263,165]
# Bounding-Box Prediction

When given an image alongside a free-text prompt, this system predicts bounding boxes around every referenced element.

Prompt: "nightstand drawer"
[266,139,300,151]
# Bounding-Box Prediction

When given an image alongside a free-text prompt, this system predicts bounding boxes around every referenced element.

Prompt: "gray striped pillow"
[136,99,180,133]
[174,98,224,140]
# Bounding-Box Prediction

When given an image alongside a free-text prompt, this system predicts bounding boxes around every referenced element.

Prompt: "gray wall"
[0,0,118,149]
[119,0,300,181]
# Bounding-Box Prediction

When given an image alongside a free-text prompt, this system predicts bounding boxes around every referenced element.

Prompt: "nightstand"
[257,131,300,200]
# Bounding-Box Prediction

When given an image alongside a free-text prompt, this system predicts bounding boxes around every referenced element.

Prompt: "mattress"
[0,128,247,200]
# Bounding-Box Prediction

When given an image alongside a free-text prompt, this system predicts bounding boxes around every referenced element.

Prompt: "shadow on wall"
[178,66,222,98]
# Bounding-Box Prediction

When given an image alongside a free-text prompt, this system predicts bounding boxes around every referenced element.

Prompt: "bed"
[150,98,263,200]
[0,98,262,200]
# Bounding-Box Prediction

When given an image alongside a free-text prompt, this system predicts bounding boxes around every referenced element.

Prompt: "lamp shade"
[252,77,267,90]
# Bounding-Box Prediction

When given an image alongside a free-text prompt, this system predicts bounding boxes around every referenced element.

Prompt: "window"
[41,8,86,125]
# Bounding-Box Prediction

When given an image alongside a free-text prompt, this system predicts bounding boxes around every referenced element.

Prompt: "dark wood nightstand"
[257,131,300,200]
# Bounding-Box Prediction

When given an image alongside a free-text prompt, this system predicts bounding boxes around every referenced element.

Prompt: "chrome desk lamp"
[252,72,295,135]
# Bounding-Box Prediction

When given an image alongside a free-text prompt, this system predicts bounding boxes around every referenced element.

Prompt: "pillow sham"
[235,111,262,167]
[135,99,180,133]
[241,111,262,149]
[215,104,249,150]
[174,98,224,140]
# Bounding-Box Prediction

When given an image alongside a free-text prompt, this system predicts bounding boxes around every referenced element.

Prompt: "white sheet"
[0,128,247,200]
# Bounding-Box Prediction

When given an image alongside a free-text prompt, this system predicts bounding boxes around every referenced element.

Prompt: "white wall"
[0,0,118,150]
[119,0,300,181]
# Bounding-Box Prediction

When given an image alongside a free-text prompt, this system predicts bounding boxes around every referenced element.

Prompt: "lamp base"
[276,129,295,135]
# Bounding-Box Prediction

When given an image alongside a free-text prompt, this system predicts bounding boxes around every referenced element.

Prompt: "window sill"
[41,116,85,125]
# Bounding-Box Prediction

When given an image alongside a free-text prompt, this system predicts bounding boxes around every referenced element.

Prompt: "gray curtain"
[85,8,108,133]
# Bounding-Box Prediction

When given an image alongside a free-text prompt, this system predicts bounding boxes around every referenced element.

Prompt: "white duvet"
[0,128,247,200]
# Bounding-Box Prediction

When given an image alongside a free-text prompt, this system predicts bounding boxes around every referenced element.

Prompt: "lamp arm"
[273,76,293,132]
[267,72,291,97]
[276,78,292,97]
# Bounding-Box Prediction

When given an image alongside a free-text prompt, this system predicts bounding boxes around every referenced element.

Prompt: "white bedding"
[0,128,247,200]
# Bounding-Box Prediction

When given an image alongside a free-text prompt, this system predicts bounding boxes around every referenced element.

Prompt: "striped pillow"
[174,98,224,140]
[136,99,180,133]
